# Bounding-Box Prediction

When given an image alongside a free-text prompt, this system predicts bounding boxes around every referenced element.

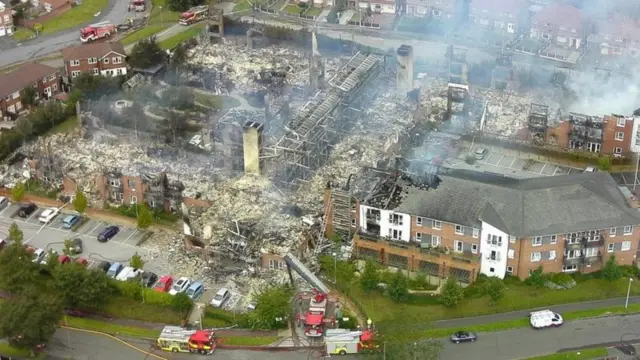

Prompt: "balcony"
[365,216,380,225]
[563,255,583,266]
[583,238,604,248]
[565,240,582,251]
[583,253,602,265]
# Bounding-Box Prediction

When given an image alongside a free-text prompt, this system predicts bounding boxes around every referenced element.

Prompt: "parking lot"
[611,172,640,187]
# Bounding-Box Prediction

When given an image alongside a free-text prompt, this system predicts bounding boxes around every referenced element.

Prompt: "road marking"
[121,230,137,245]
[0,203,11,216]
[552,166,559,176]
[508,157,516,168]
[88,221,103,234]
[60,326,168,360]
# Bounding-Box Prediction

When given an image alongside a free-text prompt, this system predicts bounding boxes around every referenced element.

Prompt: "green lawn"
[44,116,77,136]
[233,0,252,12]
[218,336,279,346]
[202,306,248,328]
[121,24,169,45]
[305,7,323,16]
[350,12,361,21]
[523,347,608,360]
[193,93,241,109]
[0,342,31,357]
[63,316,161,338]
[148,0,180,24]
[284,4,302,14]
[103,296,184,325]
[158,24,205,50]
[12,27,35,42]
[38,0,109,35]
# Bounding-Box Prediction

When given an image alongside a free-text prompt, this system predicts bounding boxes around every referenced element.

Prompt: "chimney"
[243,121,264,175]
[396,45,414,96]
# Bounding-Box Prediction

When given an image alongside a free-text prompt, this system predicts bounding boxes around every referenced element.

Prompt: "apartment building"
[0,1,13,37]
[469,0,525,34]
[326,169,640,283]
[0,63,60,117]
[61,42,127,79]
[530,3,584,50]
[588,15,640,57]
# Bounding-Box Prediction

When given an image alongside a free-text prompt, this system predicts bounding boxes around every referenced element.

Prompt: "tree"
[128,37,166,70]
[603,255,622,281]
[167,0,204,12]
[11,182,25,202]
[137,204,153,229]
[162,112,190,144]
[369,339,443,360]
[248,285,293,330]
[360,260,380,293]
[72,73,120,99]
[440,276,464,308]
[171,292,193,317]
[524,266,546,288]
[161,86,195,111]
[53,264,112,310]
[72,189,88,213]
[387,271,409,302]
[484,277,506,304]
[170,45,188,71]
[8,222,23,243]
[129,252,145,270]
[0,290,63,354]
[598,157,612,171]
[0,239,38,295]
[21,86,37,108]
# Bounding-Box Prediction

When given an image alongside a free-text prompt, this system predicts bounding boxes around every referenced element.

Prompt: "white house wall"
[480,221,509,279]
[359,205,411,242]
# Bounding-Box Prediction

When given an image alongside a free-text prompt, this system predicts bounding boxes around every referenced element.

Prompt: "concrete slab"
[510,158,527,170]
[485,153,503,165]
[526,161,546,174]
[497,155,515,168]
[541,164,558,176]
[553,166,570,175]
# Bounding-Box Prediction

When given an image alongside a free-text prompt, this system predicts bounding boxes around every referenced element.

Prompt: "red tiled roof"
[533,3,583,31]
[597,14,640,42]
[0,63,58,99]
[61,42,126,61]
[471,0,525,15]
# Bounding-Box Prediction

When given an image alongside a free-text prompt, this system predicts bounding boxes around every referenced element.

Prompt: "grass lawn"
[63,316,161,339]
[193,93,241,109]
[218,336,279,346]
[158,24,205,50]
[39,0,109,35]
[104,296,184,325]
[202,306,248,328]
[0,342,31,357]
[12,27,35,42]
[121,24,170,45]
[305,7,322,16]
[233,0,251,12]
[523,347,608,360]
[148,0,181,24]
[350,12,361,22]
[284,4,302,14]
[44,116,78,136]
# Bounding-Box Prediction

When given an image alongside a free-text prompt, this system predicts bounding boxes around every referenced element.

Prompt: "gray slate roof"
[392,171,640,237]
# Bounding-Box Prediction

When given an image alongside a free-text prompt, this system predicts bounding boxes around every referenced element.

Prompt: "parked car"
[116,266,142,281]
[247,301,257,311]
[40,250,58,265]
[98,226,119,242]
[154,275,173,292]
[169,277,191,295]
[140,272,158,288]
[185,281,204,300]
[32,248,46,263]
[584,166,596,173]
[451,331,477,344]
[0,196,8,210]
[75,257,89,267]
[210,288,231,308]
[62,215,81,229]
[106,262,124,279]
[66,238,83,254]
[24,245,36,255]
[58,255,71,264]
[96,261,111,273]
[39,207,59,224]
[18,203,37,218]
[530,310,563,329]
[473,148,488,160]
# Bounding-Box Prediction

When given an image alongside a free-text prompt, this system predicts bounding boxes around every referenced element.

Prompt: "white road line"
[0,204,11,216]
[26,211,38,222]
[121,230,137,245]
[508,158,516,168]
[88,222,103,234]
[552,166,559,176]
[539,163,547,174]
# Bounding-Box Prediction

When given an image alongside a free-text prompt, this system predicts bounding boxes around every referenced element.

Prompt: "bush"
[550,272,573,285]
[171,293,194,316]
[525,266,547,288]
[603,255,622,282]
[113,280,142,301]
[440,277,464,307]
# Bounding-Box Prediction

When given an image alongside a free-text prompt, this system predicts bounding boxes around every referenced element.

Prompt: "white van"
[530,310,563,329]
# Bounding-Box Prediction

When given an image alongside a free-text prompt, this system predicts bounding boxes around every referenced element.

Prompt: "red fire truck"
[156,326,216,355]
[179,5,209,25]
[128,0,145,12]
[297,290,335,337]
[80,22,117,43]
[325,329,378,355]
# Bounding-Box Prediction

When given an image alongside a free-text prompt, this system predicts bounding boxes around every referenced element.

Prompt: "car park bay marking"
[88,222,103,234]
[0,203,11,216]
[121,230,137,245]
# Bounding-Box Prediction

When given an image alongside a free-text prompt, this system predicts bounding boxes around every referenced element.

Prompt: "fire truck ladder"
[89,21,112,28]
[161,326,197,337]
[315,197,332,254]
[284,253,329,294]
[331,189,352,235]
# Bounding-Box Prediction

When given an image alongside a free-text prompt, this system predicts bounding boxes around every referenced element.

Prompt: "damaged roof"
[0,63,58,99]
[391,170,640,237]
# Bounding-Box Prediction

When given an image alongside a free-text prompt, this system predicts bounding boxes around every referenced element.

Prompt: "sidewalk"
[433,296,640,328]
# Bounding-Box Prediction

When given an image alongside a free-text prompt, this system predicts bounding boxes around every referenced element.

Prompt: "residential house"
[405,0,455,19]
[530,3,584,50]
[469,0,525,35]
[588,15,640,57]
[0,1,13,37]
[0,63,60,118]
[325,170,640,283]
[61,42,127,79]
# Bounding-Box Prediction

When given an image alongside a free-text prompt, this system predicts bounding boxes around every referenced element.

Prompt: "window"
[416,232,422,241]
[615,147,623,154]
[566,249,581,259]
[269,259,285,270]
[585,247,598,257]
[130,196,137,204]
[117,69,123,75]
[71,70,81,78]
[487,235,502,246]
[618,118,626,127]
[562,265,578,272]
[542,33,550,40]
[128,179,136,190]
[471,244,478,254]
[351,218,356,226]
[557,36,567,43]
[488,250,499,261]
[70,60,80,66]
[112,57,122,64]
[389,229,402,240]
[455,225,463,235]
[91,68,99,75]
[88,57,97,64]
[150,200,157,208]
[531,252,541,262]
[52,84,57,91]
[11,91,19,100]
[432,9,441,16]
[506,266,513,274]
[532,237,542,246]
[622,241,632,251]
[624,226,632,235]
[478,18,489,25]
[109,178,121,186]
[508,249,515,259]
[616,132,624,141]
[15,102,22,111]
[3,15,9,23]
[389,214,403,226]
[608,243,614,252]
[431,235,440,247]
[472,229,479,238]
[104,58,110,64]
[489,267,495,273]
[433,221,441,230]
[509,236,516,243]
[454,240,463,253]
[550,235,557,244]
[416,217,423,227]
[549,250,556,260]
[610,228,617,237]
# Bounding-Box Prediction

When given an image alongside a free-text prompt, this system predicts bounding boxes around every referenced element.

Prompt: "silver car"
[473,148,488,160]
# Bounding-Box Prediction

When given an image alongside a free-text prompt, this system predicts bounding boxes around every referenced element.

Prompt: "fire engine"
[325,329,378,355]
[156,326,216,355]
[297,289,335,337]
[179,5,209,25]
[128,0,145,12]
[80,22,117,42]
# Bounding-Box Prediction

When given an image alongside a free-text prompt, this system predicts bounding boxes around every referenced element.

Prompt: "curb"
[216,344,324,351]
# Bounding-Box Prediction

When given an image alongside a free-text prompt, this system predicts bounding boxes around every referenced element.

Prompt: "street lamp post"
[626,277,634,309]
[332,252,337,285]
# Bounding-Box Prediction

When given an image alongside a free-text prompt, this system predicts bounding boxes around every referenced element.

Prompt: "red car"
[75,257,89,267]
[58,255,71,264]
[154,275,173,292]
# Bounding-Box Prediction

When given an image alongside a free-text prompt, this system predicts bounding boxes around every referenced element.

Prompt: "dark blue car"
[98,226,119,242]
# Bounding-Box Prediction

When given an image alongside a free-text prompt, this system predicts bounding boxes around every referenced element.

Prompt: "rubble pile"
[417,78,450,122]
[143,229,213,281]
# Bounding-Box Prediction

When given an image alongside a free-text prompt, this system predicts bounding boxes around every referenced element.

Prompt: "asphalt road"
[440,314,640,360]
[0,0,133,67]
[46,328,313,360]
